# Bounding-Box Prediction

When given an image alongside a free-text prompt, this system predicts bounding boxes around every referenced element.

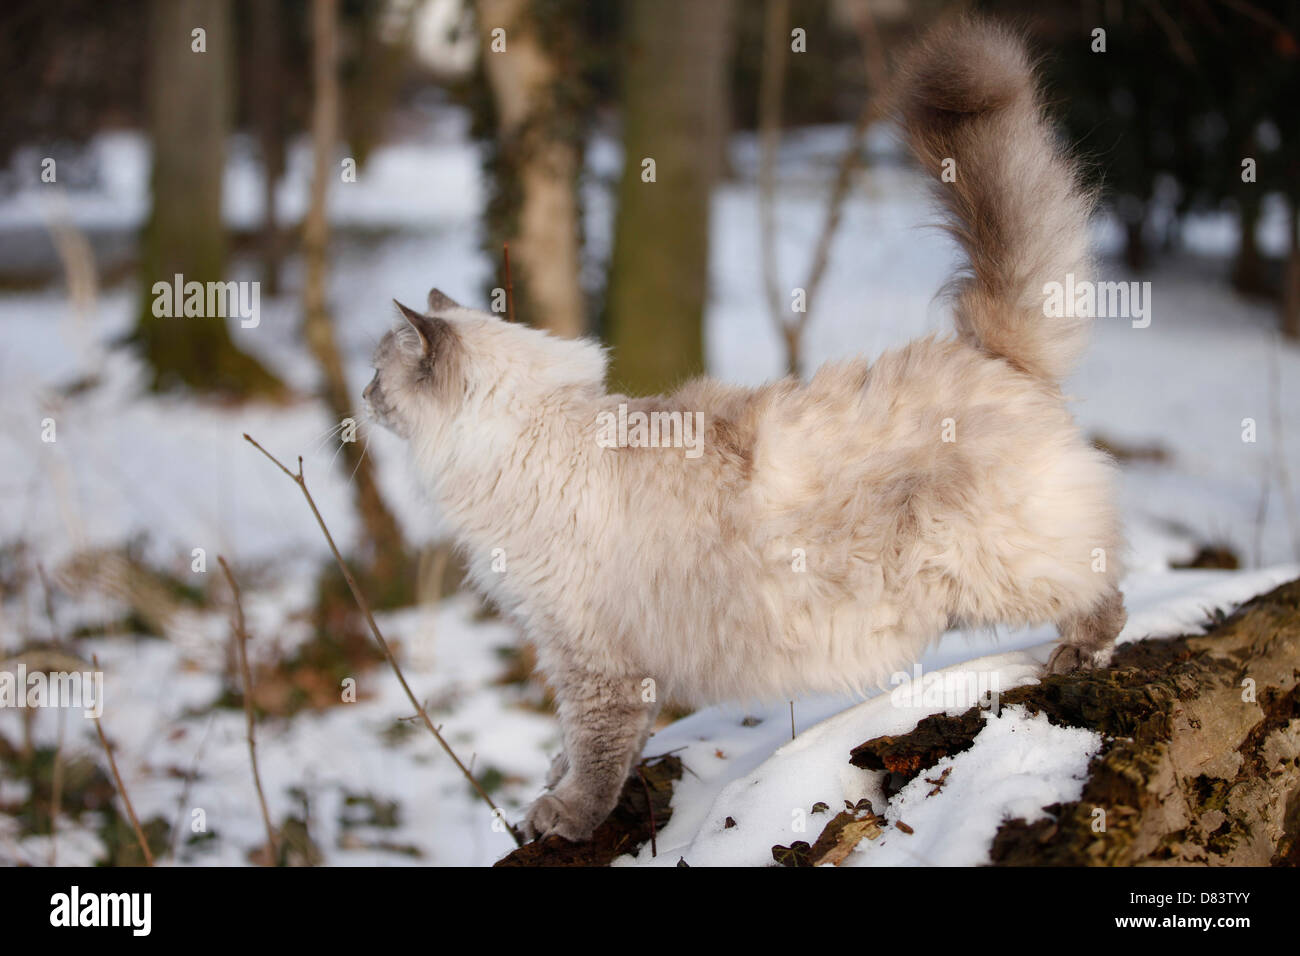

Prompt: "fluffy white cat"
[365,17,1126,842]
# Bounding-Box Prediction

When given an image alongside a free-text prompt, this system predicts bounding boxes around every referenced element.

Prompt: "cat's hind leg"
[1046,588,1126,675]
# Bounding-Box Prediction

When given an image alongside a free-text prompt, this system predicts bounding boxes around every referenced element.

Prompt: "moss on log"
[494,754,682,867]
[850,578,1300,866]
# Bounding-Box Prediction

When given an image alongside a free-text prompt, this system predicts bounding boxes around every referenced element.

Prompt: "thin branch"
[50,707,65,867]
[758,0,791,338]
[36,561,64,865]
[217,556,279,865]
[802,2,889,321]
[169,714,215,861]
[760,0,887,379]
[242,433,524,846]
[90,654,153,866]
[503,241,517,324]
[1267,336,1300,561]
[1213,0,1291,32]
[1145,0,1198,67]
[636,765,657,858]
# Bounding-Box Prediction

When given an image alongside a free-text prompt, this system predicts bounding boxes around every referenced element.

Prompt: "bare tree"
[605,0,737,395]
[759,0,888,379]
[303,0,405,582]
[251,0,285,296]
[476,0,586,337]
[1283,196,1300,339]
[132,0,283,398]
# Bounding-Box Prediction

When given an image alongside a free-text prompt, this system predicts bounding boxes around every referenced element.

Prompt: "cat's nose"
[363,379,376,403]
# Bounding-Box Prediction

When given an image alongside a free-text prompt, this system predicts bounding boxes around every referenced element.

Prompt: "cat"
[364,16,1126,844]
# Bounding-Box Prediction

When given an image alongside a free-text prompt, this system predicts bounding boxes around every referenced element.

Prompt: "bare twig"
[42,189,100,368]
[802,3,889,320]
[50,707,65,866]
[169,714,215,861]
[1252,472,1269,569]
[1145,0,1198,66]
[217,556,279,865]
[758,0,791,329]
[242,433,524,846]
[759,0,887,378]
[36,561,65,865]
[1267,336,1300,561]
[636,765,657,858]
[36,562,61,647]
[90,654,153,866]
[1214,0,1290,32]
[503,241,517,324]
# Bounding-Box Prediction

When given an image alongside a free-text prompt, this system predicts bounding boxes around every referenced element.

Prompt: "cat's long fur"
[365,17,1126,842]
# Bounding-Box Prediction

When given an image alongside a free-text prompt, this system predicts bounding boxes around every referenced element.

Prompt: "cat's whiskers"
[345,431,372,487]
[326,423,355,472]
[306,419,348,456]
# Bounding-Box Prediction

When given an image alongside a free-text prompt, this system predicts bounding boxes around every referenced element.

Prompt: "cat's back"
[742,335,1080,532]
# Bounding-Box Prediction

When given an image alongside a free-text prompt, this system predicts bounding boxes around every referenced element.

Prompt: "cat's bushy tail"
[896,17,1095,383]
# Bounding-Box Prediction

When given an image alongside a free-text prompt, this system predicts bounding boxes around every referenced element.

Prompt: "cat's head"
[364,288,607,443]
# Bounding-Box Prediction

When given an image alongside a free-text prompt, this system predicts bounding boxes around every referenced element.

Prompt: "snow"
[854,707,1102,867]
[615,564,1295,867]
[2,111,1298,866]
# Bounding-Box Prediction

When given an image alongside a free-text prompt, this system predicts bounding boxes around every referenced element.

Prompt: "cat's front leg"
[524,667,655,843]
[543,750,569,790]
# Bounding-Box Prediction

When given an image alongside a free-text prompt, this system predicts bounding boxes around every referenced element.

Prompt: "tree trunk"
[304,0,406,589]
[604,0,736,395]
[251,0,284,296]
[758,0,791,371]
[133,0,284,399]
[1231,195,1265,297]
[1123,215,1147,273]
[852,578,1300,866]
[476,0,586,338]
[1282,196,1300,341]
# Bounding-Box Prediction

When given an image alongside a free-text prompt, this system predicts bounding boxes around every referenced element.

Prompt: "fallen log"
[498,579,1300,866]
[851,578,1300,865]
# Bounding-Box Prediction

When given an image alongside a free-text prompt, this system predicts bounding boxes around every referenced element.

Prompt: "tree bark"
[476,0,586,338]
[1231,194,1265,298]
[1123,215,1147,273]
[251,0,285,296]
[133,0,284,399]
[304,0,406,588]
[604,0,736,395]
[852,578,1300,866]
[1282,196,1300,341]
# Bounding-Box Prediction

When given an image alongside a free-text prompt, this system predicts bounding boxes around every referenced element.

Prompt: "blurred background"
[1,0,1298,866]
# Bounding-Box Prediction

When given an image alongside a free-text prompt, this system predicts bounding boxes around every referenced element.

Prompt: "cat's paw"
[522,786,610,843]
[1045,642,1113,675]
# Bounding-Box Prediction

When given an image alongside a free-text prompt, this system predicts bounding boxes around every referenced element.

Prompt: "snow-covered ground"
[1,113,1298,866]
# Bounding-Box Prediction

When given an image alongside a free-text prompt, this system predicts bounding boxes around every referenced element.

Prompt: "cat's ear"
[426,288,462,313]
[394,299,450,354]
